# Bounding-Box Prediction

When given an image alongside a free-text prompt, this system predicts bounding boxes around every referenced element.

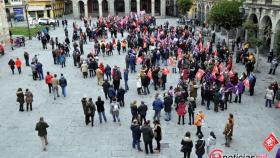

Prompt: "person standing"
[51,74,60,100]
[96,67,104,85]
[59,74,67,97]
[152,93,164,121]
[130,119,143,152]
[35,117,49,151]
[31,62,38,80]
[124,68,129,91]
[188,97,195,125]
[141,120,154,154]
[81,61,88,79]
[25,89,33,111]
[15,58,22,74]
[130,101,138,121]
[24,51,30,66]
[177,99,186,125]
[223,119,233,147]
[95,96,107,123]
[194,111,205,137]
[249,74,256,96]
[206,131,216,155]
[81,96,88,124]
[153,120,162,152]
[45,72,53,94]
[163,93,173,121]
[265,85,274,108]
[138,101,148,125]
[85,98,96,126]
[8,59,15,74]
[110,98,120,123]
[16,88,25,112]
[102,79,110,99]
[269,57,278,75]
[181,131,193,158]
[195,134,205,158]
[117,86,125,107]
[36,62,44,80]
[105,64,112,81]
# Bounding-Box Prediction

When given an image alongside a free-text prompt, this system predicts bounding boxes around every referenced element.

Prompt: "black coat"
[141,76,150,87]
[154,125,162,141]
[102,81,110,92]
[164,96,173,112]
[195,139,205,156]
[141,125,154,142]
[181,137,193,153]
[95,100,105,112]
[131,124,141,140]
[117,88,125,100]
[138,104,148,116]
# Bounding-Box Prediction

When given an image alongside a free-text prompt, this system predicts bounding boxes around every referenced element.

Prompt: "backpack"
[59,78,67,87]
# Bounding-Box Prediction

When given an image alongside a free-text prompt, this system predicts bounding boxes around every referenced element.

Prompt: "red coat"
[45,75,53,84]
[177,102,186,116]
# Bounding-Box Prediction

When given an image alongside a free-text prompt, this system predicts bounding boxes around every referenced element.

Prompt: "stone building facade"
[72,0,177,18]
[246,0,280,51]
[0,0,10,44]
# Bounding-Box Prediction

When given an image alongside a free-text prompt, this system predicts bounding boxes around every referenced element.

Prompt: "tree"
[176,0,193,15]
[208,0,243,44]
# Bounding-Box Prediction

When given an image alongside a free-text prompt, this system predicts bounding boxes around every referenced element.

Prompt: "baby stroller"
[14,36,25,47]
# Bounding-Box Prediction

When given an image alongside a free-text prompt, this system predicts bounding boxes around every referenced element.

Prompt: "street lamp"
[23,0,31,40]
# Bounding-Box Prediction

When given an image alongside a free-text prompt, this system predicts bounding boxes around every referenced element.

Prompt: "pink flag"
[163,68,170,75]
[195,69,205,80]
[212,65,219,75]
[147,70,152,79]
[136,57,143,64]
[243,78,250,88]
[218,75,224,82]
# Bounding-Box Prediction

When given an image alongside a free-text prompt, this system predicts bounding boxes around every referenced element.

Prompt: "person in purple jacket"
[234,79,245,103]
[276,148,280,158]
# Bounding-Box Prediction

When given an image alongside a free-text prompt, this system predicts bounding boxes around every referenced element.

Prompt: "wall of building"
[0,0,10,45]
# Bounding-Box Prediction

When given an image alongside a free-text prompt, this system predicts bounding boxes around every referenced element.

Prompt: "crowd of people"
[7,12,279,157]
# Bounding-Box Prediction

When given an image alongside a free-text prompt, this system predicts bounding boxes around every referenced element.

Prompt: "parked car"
[14,15,24,22]
[38,18,55,25]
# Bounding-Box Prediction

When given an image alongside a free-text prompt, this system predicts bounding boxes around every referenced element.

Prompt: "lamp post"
[24,0,31,40]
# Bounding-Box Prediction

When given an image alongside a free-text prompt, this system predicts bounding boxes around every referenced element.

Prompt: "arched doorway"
[274,20,280,51]
[166,0,174,16]
[88,0,99,17]
[248,13,258,37]
[260,15,273,51]
[78,1,85,17]
[102,0,108,16]
[131,0,137,12]
[155,0,160,16]
[114,0,125,16]
[141,0,151,13]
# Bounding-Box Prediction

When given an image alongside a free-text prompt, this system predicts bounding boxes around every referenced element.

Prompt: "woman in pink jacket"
[177,99,186,125]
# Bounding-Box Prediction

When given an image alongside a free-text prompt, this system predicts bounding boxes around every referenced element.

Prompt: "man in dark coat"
[141,74,150,95]
[102,80,110,100]
[8,59,15,74]
[35,117,49,151]
[130,120,143,151]
[141,120,154,154]
[163,93,173,121]
[117,86,125,107]
[138,101,148,125]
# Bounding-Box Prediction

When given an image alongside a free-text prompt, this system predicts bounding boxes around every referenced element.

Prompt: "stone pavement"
[0,18,279,158]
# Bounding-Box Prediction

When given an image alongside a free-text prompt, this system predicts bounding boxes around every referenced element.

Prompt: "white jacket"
[265,88,274,100]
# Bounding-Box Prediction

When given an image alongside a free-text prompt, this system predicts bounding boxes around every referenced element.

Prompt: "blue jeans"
[61,86,66,97]
[197,155,203,158]
[130,64,136,73]
[38,71,44,80]
[266,99,272,107]
[113,113,120,122]
[153,110,161,121]
[165,111,171,121]
[98,112,107,123]
[132,139,141,150]
[124,80,129,91]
